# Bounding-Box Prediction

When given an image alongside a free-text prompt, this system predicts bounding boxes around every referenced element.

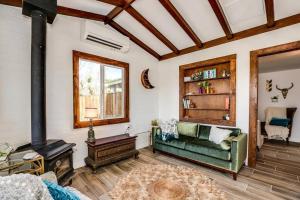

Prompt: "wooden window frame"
[73,50,129,128]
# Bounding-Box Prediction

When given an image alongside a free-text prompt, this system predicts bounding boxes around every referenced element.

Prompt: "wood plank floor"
[71,142,300,200]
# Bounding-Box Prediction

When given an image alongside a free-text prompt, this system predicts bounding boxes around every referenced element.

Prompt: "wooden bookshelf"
[179,54,236,126]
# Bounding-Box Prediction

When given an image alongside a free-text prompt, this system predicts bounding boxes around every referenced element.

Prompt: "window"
[73,51,129,128]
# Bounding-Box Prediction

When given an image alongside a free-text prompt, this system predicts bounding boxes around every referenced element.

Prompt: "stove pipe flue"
[22,0,57,148]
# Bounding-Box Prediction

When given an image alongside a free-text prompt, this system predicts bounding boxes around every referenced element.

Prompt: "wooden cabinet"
[85,134,139,172]
[179,54,236,126]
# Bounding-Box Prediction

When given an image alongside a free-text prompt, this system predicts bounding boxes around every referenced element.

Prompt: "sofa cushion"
[155,138,186,149]
[209,127,232,144]
[218,127,241,137]
[198,125,211,140]
[177,122,198,137]
[185,140,231,161]
[179,134,195,142]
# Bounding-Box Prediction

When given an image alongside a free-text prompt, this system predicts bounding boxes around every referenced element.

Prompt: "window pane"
[79,59,101,121]
[104,66,124,119]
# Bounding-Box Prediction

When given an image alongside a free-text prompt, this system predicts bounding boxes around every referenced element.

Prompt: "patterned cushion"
[43,180,80,200]
[177,122,198,137]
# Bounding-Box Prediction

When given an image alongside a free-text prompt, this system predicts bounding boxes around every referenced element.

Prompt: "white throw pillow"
[209,127,232,144]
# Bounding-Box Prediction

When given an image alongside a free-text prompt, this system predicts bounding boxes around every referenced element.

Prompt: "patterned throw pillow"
[159,119,179,141]
[43,180,80,200]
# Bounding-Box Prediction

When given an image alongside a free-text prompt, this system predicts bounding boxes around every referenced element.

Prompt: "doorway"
[248,41,300,167]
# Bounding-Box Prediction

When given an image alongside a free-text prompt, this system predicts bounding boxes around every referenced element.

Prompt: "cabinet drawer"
[96,142,135,159]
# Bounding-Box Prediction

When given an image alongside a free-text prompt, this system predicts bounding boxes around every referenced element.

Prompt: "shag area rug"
[108,164,226,200]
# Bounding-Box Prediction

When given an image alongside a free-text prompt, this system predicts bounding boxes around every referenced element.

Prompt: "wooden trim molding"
[160,13,300,60]
[73,50,130,128]
[248,41,300,167]
[208,0,233,39]
[125,5,179,54]
[159,0,202,48]
[265,0,275,27]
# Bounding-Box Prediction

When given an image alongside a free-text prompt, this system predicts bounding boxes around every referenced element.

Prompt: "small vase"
[198,88,202,94]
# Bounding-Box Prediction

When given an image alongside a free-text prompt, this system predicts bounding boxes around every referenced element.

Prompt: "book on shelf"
[182,99,190,109]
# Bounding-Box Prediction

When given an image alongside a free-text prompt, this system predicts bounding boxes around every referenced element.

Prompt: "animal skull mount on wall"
[276,83,294,99]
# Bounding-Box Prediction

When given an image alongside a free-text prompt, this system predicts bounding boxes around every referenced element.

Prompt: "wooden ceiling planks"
[159,0,202,48]
[208,0,233,40]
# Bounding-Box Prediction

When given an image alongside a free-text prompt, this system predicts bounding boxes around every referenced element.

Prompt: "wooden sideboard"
[85,134,139,172]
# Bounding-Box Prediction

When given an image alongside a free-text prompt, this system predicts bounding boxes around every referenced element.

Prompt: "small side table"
[0,150,44,176]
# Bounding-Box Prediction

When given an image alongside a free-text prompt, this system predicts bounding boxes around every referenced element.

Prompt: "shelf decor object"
[179,54,236,126]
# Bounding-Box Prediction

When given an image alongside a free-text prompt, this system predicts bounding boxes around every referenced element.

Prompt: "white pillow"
[209,127,232,144]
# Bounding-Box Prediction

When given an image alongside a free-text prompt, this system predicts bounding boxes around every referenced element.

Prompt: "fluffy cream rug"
[108,164,226,200]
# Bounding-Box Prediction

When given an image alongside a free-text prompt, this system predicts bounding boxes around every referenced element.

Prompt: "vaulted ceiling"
[1,0,300,61]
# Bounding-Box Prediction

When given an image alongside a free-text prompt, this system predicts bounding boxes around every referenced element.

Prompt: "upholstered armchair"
[260,107,297,144]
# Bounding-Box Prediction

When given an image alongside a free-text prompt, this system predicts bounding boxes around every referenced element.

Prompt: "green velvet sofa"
[152,122,247,180]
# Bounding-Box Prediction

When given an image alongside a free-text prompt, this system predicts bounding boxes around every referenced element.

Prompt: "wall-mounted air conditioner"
[82,21,130,53]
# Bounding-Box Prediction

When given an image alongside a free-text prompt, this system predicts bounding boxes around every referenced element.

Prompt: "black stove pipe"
[31,10,47,148]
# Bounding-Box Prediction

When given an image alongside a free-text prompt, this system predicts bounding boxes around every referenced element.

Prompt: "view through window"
[73,51,129,128]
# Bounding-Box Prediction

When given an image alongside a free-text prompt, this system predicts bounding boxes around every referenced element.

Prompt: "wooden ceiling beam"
[159,0,202,48]
[160,13,300,60]
[0,0,107,22]
[265,0,275,27]
[105,0,135,24]
[208,0,233,39]
[125,5,179,54]
[96,0,125,7]
[57,7,106,22]
[0,0,21,7]
[109,21,161,60]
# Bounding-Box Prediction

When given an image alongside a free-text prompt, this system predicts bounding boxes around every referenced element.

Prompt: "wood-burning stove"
[17,0,76,186]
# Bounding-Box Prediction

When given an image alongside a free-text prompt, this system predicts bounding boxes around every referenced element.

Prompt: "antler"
[276,85,283,91]
[288,82,294,90]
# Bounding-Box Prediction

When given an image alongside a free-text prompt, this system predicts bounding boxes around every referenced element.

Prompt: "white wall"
[0,5,159,168]
[157,23,300,144]
[258,69,300,142]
